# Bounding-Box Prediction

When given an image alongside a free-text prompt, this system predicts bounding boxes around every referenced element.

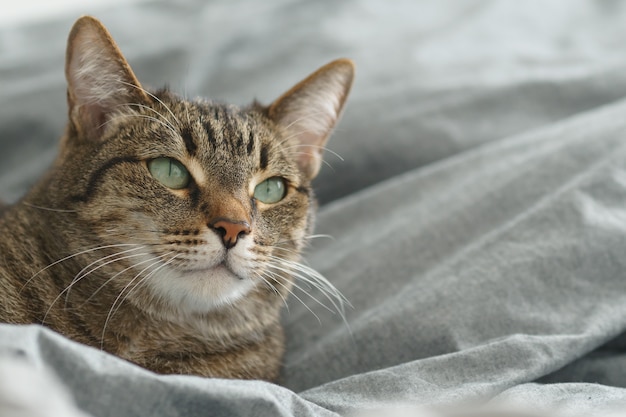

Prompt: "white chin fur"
[147,264,256,314]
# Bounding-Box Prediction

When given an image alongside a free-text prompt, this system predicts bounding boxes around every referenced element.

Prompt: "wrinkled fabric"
[1,1,626,416]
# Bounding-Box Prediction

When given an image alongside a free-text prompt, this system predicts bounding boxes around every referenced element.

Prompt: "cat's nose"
[209,218,251,249]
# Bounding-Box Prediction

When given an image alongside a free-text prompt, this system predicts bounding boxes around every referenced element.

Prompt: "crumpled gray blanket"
[1,1,626,416]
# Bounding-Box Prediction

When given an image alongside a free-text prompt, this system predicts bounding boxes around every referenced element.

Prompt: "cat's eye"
[148,157,190,189]
[254,177,287,204]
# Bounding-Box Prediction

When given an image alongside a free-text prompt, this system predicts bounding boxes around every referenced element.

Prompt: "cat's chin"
[146,263,257,315]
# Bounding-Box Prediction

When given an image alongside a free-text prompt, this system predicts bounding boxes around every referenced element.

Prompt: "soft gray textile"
[1,1,626,416]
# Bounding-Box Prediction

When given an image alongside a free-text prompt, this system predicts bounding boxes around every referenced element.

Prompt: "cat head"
[41,16,353,317]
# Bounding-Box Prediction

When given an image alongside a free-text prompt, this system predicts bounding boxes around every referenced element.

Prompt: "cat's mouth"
[180,261,245,281]
[147,257,255,314]
[206,263,245,281]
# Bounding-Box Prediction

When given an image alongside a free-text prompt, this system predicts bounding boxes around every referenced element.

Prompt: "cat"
[0,15,353,381]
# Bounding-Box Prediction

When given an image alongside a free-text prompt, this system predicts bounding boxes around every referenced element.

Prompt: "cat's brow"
[71,156,140,203]
[201,119,217,148]
[246,130,255,155]
[260,145,269,170]
[180,126,197,156]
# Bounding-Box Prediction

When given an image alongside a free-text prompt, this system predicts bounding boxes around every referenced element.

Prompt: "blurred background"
[0,0,138,26]
[2,0,626,205]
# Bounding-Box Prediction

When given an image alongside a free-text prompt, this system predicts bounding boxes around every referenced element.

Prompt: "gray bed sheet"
[1,1,626,416]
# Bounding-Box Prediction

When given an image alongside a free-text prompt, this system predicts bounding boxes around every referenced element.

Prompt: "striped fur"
[0,16,353,380]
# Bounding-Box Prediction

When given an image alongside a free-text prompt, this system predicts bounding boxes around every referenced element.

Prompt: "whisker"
[269,268,335,315]
[101,252,178,349]
[43,249,148,324]
[122,102,179,134]
[118,80,182,127]
[253,270,289,312]
[267,234,335,254]
[96,113,179,140]
[275,120,344,172]
[263,244,300,256]
[269,234,336,255]
[276,114,330,150]
[83,253,169,305]
[282,143,344,162]
[266,258,347,315]
[282,110,330,132]
[267,253,355,344]
[112,252,180,316]
[261,269,322,324]
[185,101,192,127]
[63,247,148,305]
[303,234,335,241]
[21,202,77,213]
[288,151,336,170]
[20,244,143,293]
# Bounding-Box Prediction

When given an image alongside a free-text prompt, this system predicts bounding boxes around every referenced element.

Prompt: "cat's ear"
[65,16,149,140]
[268,59,355,179]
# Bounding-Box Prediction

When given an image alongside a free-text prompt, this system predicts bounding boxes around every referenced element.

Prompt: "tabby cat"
[0,16,353,381]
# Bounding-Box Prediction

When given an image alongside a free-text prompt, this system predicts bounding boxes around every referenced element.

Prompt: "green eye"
[254,177,287,204]
[148,157,190,189]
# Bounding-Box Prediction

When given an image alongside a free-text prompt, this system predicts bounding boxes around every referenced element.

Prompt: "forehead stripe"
[246,131,255,155]
[180,127,197,155]
[259,145,269,170]
[202,120,217,148]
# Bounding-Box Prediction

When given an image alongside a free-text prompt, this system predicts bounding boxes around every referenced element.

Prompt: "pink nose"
[209,219,251,249]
